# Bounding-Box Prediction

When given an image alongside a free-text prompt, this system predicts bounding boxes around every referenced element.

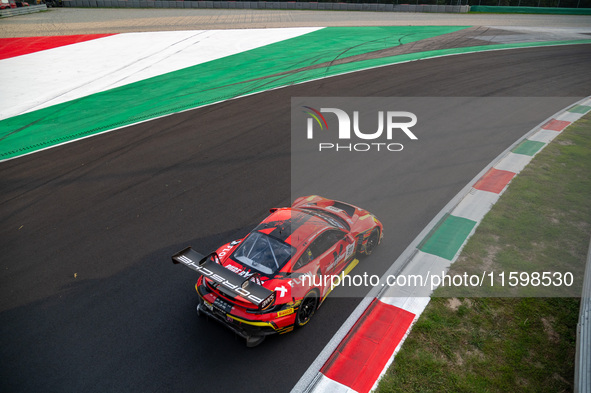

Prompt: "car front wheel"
[364,228,380,255]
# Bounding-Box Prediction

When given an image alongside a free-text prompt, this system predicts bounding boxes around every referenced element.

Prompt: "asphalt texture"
[1,43,591,393]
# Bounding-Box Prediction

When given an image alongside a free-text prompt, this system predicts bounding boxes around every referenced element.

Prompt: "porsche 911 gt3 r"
[172,195,383,347]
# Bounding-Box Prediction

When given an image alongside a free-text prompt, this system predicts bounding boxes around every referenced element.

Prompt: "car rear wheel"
[364,229,380,256]
[295,291,318,327]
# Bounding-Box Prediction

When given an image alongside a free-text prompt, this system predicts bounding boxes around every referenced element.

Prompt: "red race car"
[172,195,383,346]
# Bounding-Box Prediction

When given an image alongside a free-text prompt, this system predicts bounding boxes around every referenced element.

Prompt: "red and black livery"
[172,195,383,346]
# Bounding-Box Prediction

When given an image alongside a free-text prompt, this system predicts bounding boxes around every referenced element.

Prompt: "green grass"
[377,297,579,393]
[376,113,591,393]
[445,113,591,298]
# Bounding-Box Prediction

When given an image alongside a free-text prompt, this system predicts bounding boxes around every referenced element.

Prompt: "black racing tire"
[295,291,319,328]
[364,228,380,256]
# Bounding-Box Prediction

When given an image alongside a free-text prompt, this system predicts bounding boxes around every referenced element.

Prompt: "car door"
[310,229,352,295]
[291,229,351,296]
[315,229,353,275]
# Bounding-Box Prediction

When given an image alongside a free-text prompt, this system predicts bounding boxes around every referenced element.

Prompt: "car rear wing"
[172,247,275,310]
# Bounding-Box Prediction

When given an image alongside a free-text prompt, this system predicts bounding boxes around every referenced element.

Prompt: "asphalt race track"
[1,44,591,392]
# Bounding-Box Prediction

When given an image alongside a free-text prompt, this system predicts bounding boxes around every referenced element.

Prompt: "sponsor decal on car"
[325,205,345,214]
[277,308,294,318]
[275,285,288,298]
[225,263,254,278]
[175,253,274,308]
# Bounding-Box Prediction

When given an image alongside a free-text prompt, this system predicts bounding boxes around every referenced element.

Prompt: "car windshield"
[231,232,294,275]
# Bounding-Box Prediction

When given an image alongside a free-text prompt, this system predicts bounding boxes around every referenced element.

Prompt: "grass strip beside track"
[376,112,591,393]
